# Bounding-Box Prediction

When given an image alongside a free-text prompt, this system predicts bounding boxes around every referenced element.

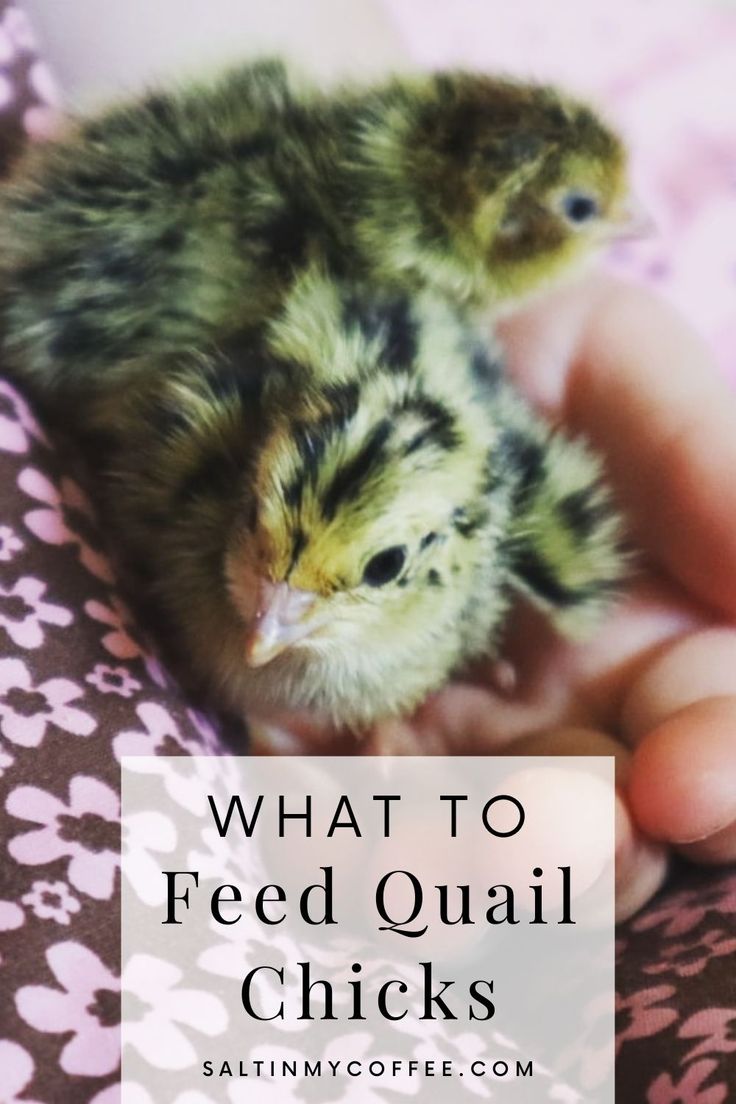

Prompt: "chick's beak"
[245,580,320,668]
[612,195,656,241]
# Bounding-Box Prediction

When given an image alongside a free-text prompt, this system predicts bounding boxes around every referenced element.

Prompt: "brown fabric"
[617,865,736,1102]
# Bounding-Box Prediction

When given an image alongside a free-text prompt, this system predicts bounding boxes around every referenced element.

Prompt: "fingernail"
[669,818,736,845]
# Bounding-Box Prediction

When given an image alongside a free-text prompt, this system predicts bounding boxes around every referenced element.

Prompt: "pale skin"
[255,273,736,923]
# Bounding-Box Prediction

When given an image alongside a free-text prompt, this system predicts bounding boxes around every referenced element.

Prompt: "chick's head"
[416,75,631,303]
[224,336,505,722]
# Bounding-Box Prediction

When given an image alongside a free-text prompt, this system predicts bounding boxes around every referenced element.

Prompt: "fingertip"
[628,696,736,843]
[621,627,736,743]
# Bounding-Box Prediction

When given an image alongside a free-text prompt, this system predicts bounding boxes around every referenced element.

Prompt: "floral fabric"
[0,379,236,1103]
[1,2,736,1102]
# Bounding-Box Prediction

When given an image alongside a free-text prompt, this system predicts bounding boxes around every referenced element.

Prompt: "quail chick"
[67,270,625,727]
[0,59,629,400]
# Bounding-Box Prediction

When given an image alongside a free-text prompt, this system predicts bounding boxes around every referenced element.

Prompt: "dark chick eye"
[362,545,407,587]
[562,192,600,225]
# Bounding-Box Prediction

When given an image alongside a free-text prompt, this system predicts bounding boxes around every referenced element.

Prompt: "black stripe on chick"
[287,382,362,507]
[402,394,459,454]
[284,473,305,510]
[321,418,393,520]
[322,380,361,412]
[499,429,546,506]
[255,192,327,277]
[511,547,618,609]
[558,486,611,540]
[292,425,328,493]
[342,293,418,371]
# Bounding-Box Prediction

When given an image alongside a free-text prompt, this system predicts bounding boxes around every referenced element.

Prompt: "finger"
[504,727,669,923]
[628,696,736,849]
[468,575,706,735]
[370,714,668,921]
[371,704,668,921]
[565,278,736,618]
[484,762,617,913]
[621,627,736,743]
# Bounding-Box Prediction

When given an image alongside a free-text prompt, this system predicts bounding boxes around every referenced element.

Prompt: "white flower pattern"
[21,880,82,925]
[0,657,96,747]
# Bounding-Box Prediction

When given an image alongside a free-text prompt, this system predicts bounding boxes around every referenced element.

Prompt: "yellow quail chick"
[0,59,629,400]
[66,271,626,727]
[0,61,631,725]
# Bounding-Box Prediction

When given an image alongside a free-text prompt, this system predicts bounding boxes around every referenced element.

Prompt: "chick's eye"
[362,545,407,587]
[562,191,600,225]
